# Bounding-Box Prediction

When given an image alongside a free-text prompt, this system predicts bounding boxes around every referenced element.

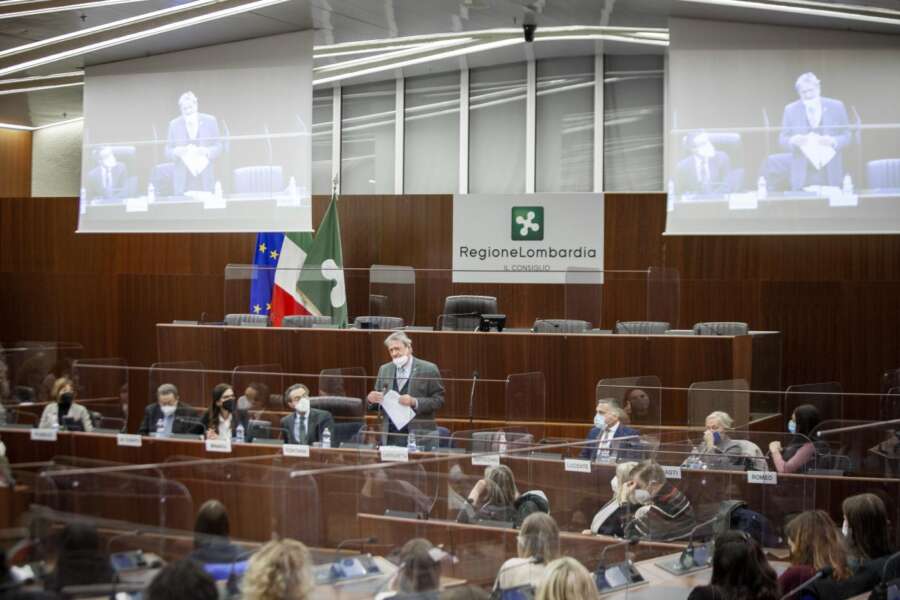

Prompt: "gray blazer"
[373,357,444,440]
[280,408,334,445]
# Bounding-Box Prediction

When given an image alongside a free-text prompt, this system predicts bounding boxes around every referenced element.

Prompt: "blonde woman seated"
[582,461,638,537]
[494,513,560,591]
[682,411,766,471]
[535,557,600,600]
[39,377,93,432]
[241,538,314,600]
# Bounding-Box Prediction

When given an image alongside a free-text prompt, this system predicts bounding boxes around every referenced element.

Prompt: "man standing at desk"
[779,72,850,190]
[367,332,444,446]
[165,91,223,195]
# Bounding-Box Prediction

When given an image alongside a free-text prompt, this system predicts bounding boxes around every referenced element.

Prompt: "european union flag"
[249,232,284,316]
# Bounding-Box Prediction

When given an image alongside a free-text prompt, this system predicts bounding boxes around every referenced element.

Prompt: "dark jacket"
[199,409,252,442]
[136,403,198,436]
[580,424,640,460]
[625,481,695,541]
[280,409,335,445]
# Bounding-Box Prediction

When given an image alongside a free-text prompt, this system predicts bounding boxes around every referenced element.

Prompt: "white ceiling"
[1,0,899,127]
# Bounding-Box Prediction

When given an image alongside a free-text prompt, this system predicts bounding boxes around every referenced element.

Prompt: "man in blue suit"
[165,91,223,195]
[580,400,639,462]
[779,72,850,190]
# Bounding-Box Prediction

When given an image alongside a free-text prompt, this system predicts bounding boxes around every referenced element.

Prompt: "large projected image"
[78,32,313,233]
[666,19,900,235]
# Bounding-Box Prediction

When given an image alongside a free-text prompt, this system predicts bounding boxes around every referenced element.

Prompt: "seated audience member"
[622,388,653,424]
[535,557,600,600]
[687,411,767,471]
[378,538,442,600]
[200,383,251,442]
[38,377,93,432]
[188,500,244,565]
[238,382,269,411]
[137,383,197,436]
[676,131,733,195]
[842,493,894,565]
[495,513,561,591]
[580,402,638,462]
[459,464,548,527]
[45,522,114,593]
[583,461,639,537]
[280,384,335,445]
[687,530,779,600]
[0,548,55,599]
[242,538,314,600]
[779,510,850,595]
[623,461,695,541]
[146,558,218,600]
[769,404,822,474]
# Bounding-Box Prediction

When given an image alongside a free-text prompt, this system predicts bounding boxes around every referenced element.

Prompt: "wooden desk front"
[155,324,783,425]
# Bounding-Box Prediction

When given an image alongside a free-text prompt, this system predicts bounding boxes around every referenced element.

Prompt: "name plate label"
[748,471,777,485]
[283,444,310,458]
[117,434,142,447]
[662,466,683,480]
[380,446,409,462]
[564,459,592,474]
[472,453,501,467]
[205,439,232,453]
[31,429,58,442]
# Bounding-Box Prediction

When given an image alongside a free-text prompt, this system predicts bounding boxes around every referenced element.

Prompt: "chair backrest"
[443,295,498,316]
[309,395,364,418]
[353,316,404,330]
[232,165,285,194]
[532,319,592,333]
[614,321,670,335]
[436,314,482,332]
[150,162,175,197]
[281,315,332,328]
[867,159,900,190]
[224,314,269,327]
[692,322,748,336]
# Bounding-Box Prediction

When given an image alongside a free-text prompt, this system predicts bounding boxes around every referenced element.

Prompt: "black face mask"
[221,399,235,413]
[59,392,74,406]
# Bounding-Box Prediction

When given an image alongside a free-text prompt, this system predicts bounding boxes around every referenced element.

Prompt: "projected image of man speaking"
[165,91,222,195]
[779,72,850,190]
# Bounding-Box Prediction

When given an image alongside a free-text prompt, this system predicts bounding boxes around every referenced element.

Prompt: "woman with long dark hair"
[687,530,779,600]
[769,404,821,473]
[200,383,251,442]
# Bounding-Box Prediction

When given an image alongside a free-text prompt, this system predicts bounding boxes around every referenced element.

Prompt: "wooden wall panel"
[0,129,31,198]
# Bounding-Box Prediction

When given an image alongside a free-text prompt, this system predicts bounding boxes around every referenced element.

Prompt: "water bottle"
[498,431,508,455]
[322,427,331,449]
[214,181,223,200]
[155,418,165,437]
[407,431,417,453]
[757,176,767,200]
[235,424,245,443]
[842,174,853,195]
[288,176,298,199]
[147,183,155,203]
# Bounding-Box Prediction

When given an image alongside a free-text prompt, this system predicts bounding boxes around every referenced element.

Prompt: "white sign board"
[453,193,604,283]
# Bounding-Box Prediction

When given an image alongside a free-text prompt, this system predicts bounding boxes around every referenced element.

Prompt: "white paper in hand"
[181,146,210,176]
[381,390,416,431]
[800,136,836,170]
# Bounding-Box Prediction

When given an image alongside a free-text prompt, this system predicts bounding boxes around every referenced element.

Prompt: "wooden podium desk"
[155,324,783,425]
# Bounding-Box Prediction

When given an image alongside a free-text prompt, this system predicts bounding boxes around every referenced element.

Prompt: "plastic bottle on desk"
[498,431,508,455]
[757,176,767,200]
[155,418,165,437]
[235,424,245,443]
[147,183,155,204]
[407,431,417,453]
[843,174,853,195]
[322,428,332,449]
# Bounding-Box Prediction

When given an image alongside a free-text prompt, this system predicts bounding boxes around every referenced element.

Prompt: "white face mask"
[102,155,117,168]
[392,354,409,368]
[842,519,850,538]
[696,142,716,159]
[594,414,605,429]
[295,397,310,414]
[160,404,176,417]
[633,488,652,505]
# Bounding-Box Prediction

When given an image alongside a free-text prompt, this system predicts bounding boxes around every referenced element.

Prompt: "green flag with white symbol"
[296,193,348,327]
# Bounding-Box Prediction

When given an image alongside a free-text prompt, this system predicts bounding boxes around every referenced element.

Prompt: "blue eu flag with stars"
[249,232,284,316]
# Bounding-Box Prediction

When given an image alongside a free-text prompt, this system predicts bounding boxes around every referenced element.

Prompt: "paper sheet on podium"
[181,146,210,177]
[800,136,836,170]
[381,390,416,431]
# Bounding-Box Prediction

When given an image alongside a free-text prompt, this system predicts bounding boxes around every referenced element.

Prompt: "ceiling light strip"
[0,0,155,20]
[314,37,474,73]
[0,81,83,95]
[677,0,900,26]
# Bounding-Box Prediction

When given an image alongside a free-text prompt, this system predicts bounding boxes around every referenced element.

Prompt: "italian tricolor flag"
[269,231,313,326]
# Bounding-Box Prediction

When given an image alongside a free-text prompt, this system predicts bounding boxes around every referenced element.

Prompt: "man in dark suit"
[165,91,223,195]
[779,72,850,190]
[580,400,639,461]
[85,147,129,204]
[367,332,445,446]
[675,132,732,194]
[280,383,335,445]
[137,383,198,436]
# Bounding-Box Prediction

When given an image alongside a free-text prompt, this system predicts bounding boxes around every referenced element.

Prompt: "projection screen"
[78,31,313,233]
[666,18,900,235]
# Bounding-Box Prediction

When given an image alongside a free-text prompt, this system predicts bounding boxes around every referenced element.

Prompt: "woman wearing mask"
[842,493,893,566]
[200,383,251,442]
[39,377,93,431]
[582,461,639,536]
[459,464,521,524]
[778,510,850,594]
[687,411,767,471]
[622,461,694,541]
[769,404,822,474]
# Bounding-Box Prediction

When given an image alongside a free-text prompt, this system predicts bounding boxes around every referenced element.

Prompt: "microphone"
[815,417,900,437]
[468,370,479,427]
[779,566,834,600]
[333,536,377,564]
[598,537,640,566]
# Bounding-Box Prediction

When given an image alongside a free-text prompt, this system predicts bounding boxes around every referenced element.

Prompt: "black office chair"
[309,396,365,418]
[353,316,404,330]
[233,165,284,195]
[438,295,499,331]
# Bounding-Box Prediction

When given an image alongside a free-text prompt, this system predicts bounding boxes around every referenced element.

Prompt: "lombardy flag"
[295,193,348,327]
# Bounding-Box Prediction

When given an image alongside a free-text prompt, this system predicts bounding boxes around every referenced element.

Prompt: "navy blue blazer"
[580,424,639,460]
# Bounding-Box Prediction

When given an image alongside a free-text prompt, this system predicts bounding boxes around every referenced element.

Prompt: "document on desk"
[381,390,416,431]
